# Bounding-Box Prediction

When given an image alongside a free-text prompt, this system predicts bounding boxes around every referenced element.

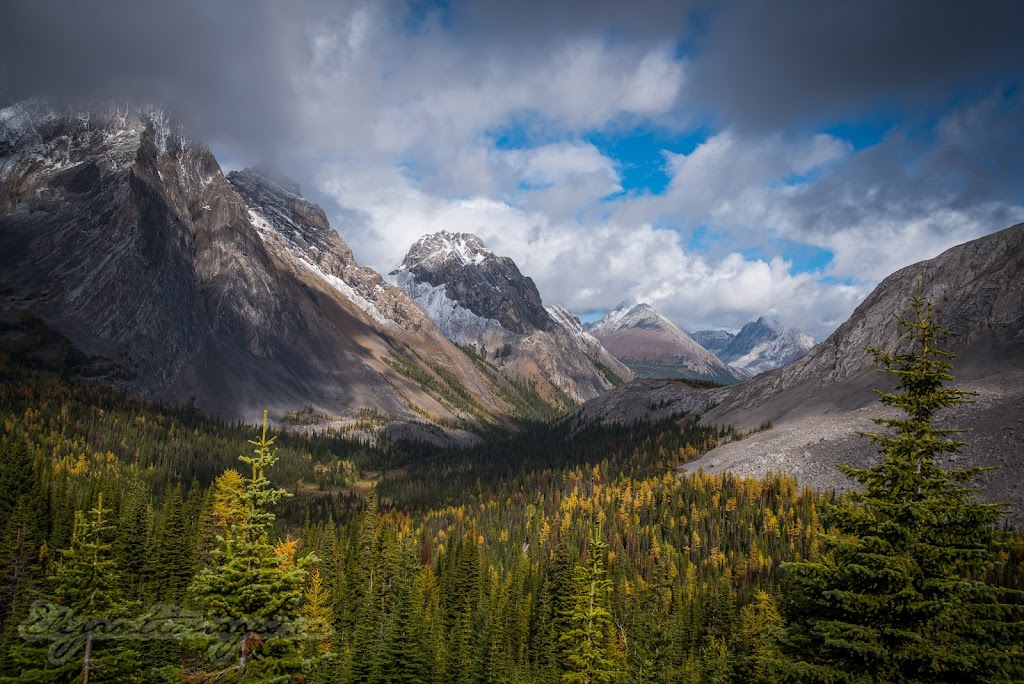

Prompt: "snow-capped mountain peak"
[388,234,633,402]
[707,317,815,376]
[589,300,681,337]
[399,230,492,271]
[587,301,747,384]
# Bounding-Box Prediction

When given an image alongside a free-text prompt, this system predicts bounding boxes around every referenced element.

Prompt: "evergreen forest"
[0,299,1022,683]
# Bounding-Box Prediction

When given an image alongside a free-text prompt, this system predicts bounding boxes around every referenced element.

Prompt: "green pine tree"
[777,295,1024,682]
[377,540,430,684]
[148,484,193,604]
[112,479,151,601]
[187,411,310,682]
[533,535,574,684]
[559,525,622,684]
[3,494,139,683]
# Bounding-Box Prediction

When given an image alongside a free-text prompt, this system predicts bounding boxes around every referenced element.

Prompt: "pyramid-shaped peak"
[590,299,674,336]
[753,315,783,332]
[401,231,493,269]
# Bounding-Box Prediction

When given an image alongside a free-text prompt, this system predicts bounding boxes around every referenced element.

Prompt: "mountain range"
[0,100,632,438]
[693,317,815,375]
[0,100,505,434]
[3,98,1021,522]
[573,222,1024,521]
[586,300,746,384]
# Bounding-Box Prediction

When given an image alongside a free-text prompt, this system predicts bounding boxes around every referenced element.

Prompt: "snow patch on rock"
[387,269,504,342]
[248,208,394,327]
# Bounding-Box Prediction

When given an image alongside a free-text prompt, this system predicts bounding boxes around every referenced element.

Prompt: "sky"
[2,0,1023,340]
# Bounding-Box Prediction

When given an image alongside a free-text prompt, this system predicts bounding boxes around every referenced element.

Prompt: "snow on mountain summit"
[587,301,747,384]
[398,231,492,271]
[389,231,632,403]
[704,317,815,376]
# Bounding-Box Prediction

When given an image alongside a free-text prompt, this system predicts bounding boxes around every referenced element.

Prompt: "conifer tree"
[443,532,484,684]
[737,589,784,683]
[377,541,431,684]
[560,525,622,684]
[187,411,310,682]
[112,479,151,601]
[534,535,574,683]
[302,568,334,659]
[148,484,192,603]
[777,295,1024,682]
[4,494,139,683]
[349,493,382,683]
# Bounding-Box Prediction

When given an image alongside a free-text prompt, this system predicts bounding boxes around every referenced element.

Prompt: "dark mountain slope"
[0,100,508,430]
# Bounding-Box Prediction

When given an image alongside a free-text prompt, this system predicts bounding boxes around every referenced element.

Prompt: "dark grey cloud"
[787,90,1024,236]
[688,0,1024,130]
[445,0,700,45]
[0,0,301,159]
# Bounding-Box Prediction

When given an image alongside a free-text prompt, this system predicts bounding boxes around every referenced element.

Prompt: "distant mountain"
[0,99,521,435]
[715,317,815,375]
[690,329,734,356]
[572,222,1024,522]
[389,231,632,405]
[586,300,747,384]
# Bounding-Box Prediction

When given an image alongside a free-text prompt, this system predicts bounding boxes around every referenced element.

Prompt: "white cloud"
[279,5,1023,344]
[656,130,851,225]
[318,156,868,341]
[500,142,618,187]
[5,0,1021,346]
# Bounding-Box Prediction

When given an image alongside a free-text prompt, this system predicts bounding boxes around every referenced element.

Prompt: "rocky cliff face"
[0,99,506,428]
[573,223,1024,521]
[587,300,746,384]
[390,231,632,404]
[393,232,554,335]
[715,317,814,375]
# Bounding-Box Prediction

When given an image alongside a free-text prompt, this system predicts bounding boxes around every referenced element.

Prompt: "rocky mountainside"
[586,300,746,384]
[715,317,815,375]
[389,231,632,405]
[573,223,1024,521]
[0,99,517,434]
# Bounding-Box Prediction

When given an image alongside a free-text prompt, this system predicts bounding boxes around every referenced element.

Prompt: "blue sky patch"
[735,239,834,274]
[587,126,708,196]
[824,117,895,151]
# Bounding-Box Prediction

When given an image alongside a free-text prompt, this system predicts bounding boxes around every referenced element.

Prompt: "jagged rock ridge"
[714,317,815,375]
[0,99,511,432]
[393,231,553,334]
[389,231,633,404]
[586,300,747,384]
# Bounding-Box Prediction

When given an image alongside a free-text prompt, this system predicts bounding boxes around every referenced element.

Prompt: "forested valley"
[1,302,1022,683]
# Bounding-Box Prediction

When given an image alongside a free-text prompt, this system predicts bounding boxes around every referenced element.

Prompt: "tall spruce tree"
[4,494,139,683]
[149,484,192,603]
[187,411,310,682]
[559,525,623,684]
[777,295,1024,682]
